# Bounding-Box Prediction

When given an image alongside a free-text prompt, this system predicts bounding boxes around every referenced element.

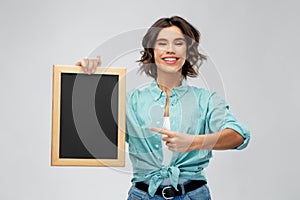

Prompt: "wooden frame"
[51,65,126,166]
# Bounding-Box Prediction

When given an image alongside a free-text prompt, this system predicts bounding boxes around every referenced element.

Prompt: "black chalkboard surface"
[51,65,126,166]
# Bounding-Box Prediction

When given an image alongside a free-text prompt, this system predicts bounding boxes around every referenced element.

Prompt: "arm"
[191,128,244,151]
[148,127,245,152]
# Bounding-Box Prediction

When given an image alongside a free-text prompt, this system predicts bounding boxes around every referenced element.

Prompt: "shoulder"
[126,84,153,105]
[127,85,150,98]
[186,85,214,99]
[185,85,227,107]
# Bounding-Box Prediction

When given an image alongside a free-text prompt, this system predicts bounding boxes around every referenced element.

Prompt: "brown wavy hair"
[138,16,207,79]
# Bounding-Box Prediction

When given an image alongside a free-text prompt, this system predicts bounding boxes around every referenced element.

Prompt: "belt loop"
[179,182,186,194]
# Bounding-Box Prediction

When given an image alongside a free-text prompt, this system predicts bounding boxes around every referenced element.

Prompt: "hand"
[148,127,196,152]
[75,55,101,74]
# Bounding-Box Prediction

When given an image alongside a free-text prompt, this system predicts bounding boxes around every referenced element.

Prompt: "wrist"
[191,135,203,151]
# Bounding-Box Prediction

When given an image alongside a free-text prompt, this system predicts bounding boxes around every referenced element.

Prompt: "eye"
[175,42,183,46]
[174,39,186,46]
[158,42,167,46]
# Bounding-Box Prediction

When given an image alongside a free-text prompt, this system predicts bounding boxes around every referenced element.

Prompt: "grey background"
[1,0,299,199]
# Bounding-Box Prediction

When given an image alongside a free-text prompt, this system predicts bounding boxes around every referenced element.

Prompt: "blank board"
[51,65,126,166]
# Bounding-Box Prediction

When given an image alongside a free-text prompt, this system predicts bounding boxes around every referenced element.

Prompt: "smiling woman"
[138,16,207,80]
[75,15,250,200]
[154,26,187,77]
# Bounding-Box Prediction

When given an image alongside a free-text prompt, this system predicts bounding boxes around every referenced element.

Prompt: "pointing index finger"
[148,127,173,137]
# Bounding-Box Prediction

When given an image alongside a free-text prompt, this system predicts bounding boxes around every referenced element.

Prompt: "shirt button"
[160,105,164,108]
[156,121,160,124]
[155,144,159,148]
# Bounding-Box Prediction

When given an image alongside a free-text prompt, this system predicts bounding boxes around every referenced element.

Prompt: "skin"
[75,55,101,74]
[154,26,187,117]
[76,25,245,153]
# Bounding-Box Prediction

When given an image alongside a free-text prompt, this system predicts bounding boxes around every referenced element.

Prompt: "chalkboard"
[51,65,126,166]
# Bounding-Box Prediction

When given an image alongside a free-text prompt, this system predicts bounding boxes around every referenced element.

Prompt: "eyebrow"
[156,37,186,42]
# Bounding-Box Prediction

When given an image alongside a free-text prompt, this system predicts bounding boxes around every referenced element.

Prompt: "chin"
[157,65,182,75]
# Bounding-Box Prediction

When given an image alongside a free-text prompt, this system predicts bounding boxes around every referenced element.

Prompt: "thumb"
[96,55,101,66]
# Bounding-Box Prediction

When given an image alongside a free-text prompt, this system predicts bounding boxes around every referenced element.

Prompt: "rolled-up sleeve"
[207,92,250,150]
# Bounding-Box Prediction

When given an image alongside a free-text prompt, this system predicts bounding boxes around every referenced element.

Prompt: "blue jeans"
[127,183,211,200]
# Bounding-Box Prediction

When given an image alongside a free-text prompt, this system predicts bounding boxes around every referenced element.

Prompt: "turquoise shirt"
[126,81,250,197]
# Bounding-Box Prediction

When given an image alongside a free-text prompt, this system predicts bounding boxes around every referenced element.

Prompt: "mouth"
[162,57,180,64]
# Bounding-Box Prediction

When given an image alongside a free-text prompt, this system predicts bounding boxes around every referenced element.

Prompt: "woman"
[76,16,250,200]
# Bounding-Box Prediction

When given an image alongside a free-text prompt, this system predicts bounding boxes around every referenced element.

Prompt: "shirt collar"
[149,79,189,101]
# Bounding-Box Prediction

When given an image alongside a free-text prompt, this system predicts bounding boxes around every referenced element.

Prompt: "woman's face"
[154,26,187,75]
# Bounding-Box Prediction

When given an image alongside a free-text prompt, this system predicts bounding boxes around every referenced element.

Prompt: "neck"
[156,71,182,92]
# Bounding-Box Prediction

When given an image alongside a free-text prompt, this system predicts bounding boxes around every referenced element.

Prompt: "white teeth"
[163,58,176,61]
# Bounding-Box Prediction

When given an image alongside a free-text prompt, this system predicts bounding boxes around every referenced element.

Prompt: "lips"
[162,57,179,64]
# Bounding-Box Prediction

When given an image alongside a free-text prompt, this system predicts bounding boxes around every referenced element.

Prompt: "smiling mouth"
[162,57,180,64]
[163,57,179,61]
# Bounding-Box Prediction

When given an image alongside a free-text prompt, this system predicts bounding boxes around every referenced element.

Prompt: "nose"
[165,44,175,54]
